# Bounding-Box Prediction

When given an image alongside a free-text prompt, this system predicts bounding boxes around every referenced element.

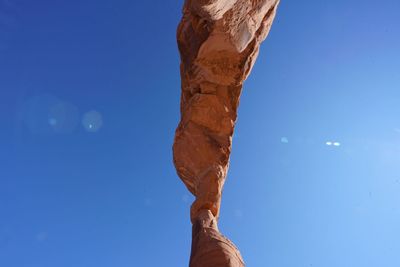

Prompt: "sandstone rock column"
[173,1,280,266]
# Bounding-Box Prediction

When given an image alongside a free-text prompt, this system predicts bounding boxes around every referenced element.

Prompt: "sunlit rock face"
[173,0,280,266]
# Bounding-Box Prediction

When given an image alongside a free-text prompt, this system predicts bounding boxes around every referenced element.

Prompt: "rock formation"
[173,0,280,266]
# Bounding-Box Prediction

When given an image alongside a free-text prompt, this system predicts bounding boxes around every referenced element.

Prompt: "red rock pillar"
[173,1,280,266]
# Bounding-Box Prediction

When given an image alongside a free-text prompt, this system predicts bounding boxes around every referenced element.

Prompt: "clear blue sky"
[1,0,400,266]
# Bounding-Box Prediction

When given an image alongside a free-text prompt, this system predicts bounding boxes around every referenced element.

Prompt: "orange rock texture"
[173,0,280,266]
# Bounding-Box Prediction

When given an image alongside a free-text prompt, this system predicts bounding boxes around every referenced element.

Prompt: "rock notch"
[173,0,280,266]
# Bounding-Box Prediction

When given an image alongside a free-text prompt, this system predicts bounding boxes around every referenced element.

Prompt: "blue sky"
[1,0,400,266]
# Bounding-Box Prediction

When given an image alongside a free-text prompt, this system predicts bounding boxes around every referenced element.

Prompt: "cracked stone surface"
[173,0,280,266]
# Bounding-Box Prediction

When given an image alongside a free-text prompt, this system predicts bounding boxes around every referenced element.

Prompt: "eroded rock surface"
[173,0,280,266]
